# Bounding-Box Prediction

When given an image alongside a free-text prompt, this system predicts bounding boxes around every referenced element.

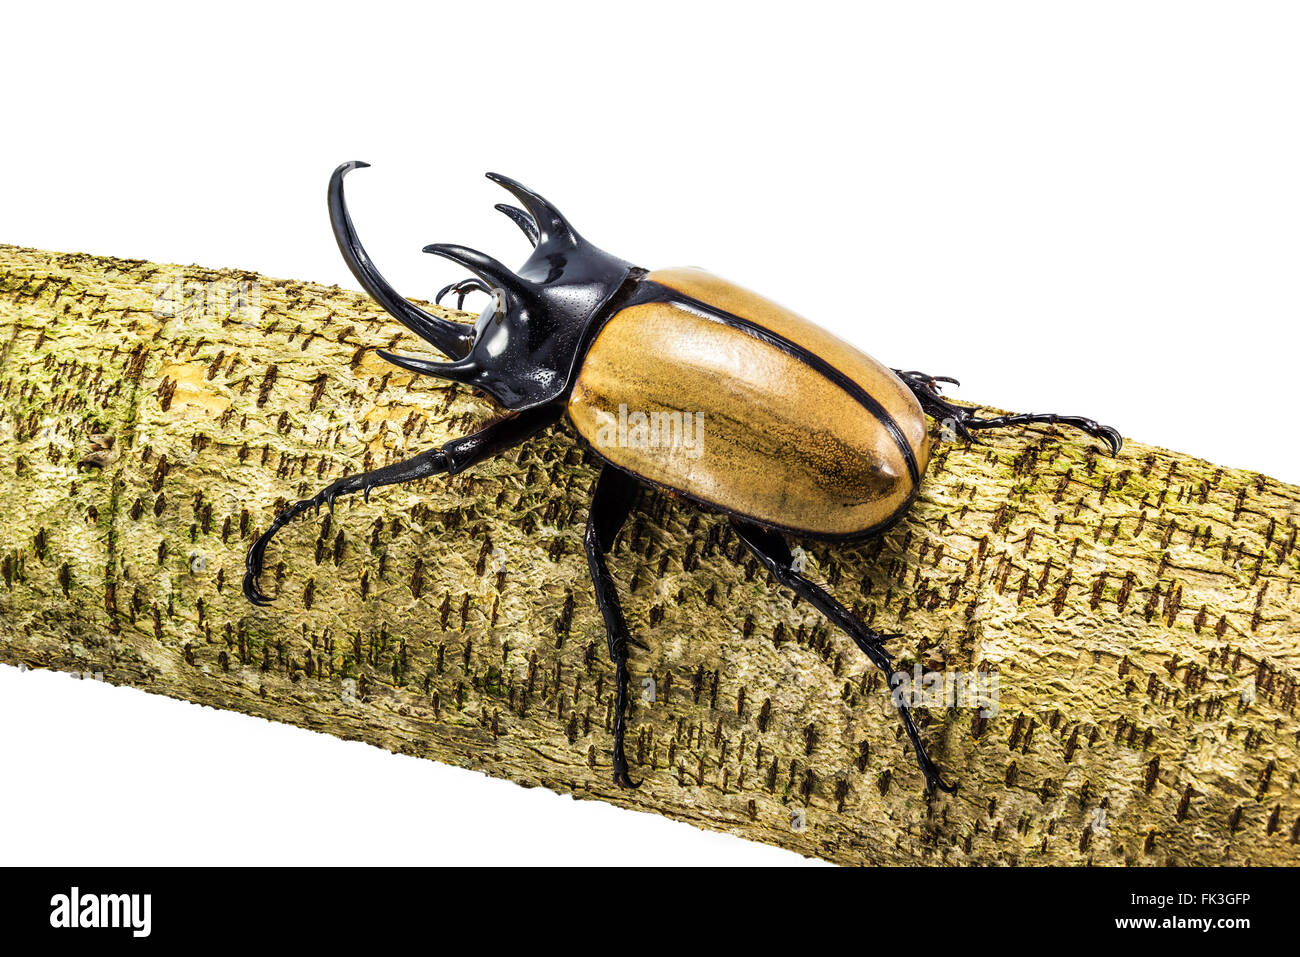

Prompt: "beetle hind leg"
[731,519,956,794]
[893,368,1123,455]
[585,465,645,788]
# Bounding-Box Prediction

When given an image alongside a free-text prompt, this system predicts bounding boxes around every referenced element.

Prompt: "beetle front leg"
[243,405,561,606]
[731,519,956,794]
[892,368,1123,455]
[585,464,645,788]
[435,277,491,310]
[243,449,447,606]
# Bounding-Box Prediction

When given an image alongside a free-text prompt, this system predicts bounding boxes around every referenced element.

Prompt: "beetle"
[244,162,1122,793]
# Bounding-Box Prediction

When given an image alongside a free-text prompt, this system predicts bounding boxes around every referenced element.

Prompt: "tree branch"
[1,243,1296,865]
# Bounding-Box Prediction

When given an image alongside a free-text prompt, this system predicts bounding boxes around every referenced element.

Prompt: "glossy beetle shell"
[568,268,931,539]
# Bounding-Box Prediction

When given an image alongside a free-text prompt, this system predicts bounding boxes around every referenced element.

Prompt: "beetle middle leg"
[893,368,1123,454]
[584,464,645,788]
[731,519,957,794]
[243,405,561,606]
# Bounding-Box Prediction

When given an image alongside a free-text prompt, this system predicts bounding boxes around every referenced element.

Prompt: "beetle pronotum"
[244,163,1122,792]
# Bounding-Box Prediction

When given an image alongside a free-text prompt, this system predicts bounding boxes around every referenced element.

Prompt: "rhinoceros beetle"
[245,162,1122,792]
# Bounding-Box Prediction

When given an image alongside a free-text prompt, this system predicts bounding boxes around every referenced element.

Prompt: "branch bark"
[1,243,1297,865]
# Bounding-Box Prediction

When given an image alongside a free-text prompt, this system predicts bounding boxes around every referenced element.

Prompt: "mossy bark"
[1,243,1297,866]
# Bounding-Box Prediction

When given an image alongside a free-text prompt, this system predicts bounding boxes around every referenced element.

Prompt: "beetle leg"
[731,519,957,794]
[585,464,644,789]
[243,405,562,606]
[434,277,491,311]
[892,368,1123,455]
[959,410,1122,455]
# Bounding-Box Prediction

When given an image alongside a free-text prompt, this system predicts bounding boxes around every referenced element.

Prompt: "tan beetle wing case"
[567,268,930,538]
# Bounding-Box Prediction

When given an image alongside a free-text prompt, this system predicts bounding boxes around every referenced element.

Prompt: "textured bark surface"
[1,243,1297,866]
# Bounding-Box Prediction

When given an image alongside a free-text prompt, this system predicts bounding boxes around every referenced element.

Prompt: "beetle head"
[329,163,637,410]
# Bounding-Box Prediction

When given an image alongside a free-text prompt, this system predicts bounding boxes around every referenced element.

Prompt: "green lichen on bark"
[1,243,1297,865]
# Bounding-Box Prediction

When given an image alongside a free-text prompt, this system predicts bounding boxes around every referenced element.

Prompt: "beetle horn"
[421,243,529,297]
[485,172,578,248]
[329,162,475,361]
[375,350,479,385]
[495,204,539,247]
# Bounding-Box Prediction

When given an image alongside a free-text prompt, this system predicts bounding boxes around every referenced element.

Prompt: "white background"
[0,2,1295,866]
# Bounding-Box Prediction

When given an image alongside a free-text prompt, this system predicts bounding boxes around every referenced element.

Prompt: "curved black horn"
[421,243,527,295]
[375,350,479,385]
[485,172,577,248]
[495,204,539,247]
[329,162,474,360]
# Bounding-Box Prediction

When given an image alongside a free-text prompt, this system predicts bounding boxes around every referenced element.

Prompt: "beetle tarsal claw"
[613,771,642,790]
[435,277,490,310]
[243,574,272,607]
[928,773,958,795]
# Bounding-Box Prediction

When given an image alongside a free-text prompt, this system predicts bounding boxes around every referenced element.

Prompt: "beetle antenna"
[494,204,539,247]
[329,162,475,360]
[485,172,578,248]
